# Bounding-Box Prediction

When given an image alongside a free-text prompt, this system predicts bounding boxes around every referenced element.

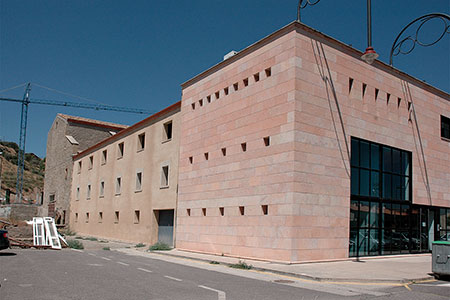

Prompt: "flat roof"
[58,113,128,131]
[181,21,449,101]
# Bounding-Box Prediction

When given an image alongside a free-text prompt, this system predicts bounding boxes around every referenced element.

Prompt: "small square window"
[118,142,124,158]
[88,156,93,169]
[114,211,120,223]
[397,97,402,107]
[134,210,140,224]
[76,187,80,200]
[189,156,193,164]
[215,91,220,99]
[98,212,103,223]
[253,73,260,82]
[204,152,209,160]
[192,103,196,110]
[86,212,90,223]
[243,78,249,87]
[202,208,206,216]
[136,172,143,191]
[64,168,68,180]
[102,150,107,165]
[87,184,91,199]
[224,87,229,95]
[442,115,450,140]
[161,165,169,187]
[138,133,145,151]
[219,207,224,216]
[75,213,78,222]
[78,161,82,173]
[263,136,270,147]
[233,83,239,91]
[221,148,226,156]
[262,205,268,215]
[199,99,203,107]
[239,206,245,216]
[241,143,247,152]
[207,95,211,103]
[362,83,367,97]
[99,181,105,197]
[186,208,191,216]
[265,67,271,77]
[116,177,122,195]
[163,121,173,141]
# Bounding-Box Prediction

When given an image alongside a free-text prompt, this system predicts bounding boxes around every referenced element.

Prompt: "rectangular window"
[99,181,105,197]
[116,177,122,195]
[224,87,229,95]
[134,210,140,224]
[221,148,226,156]
[189,156,193,164]
[263,136,270,146]
[75,213,78,222]
[241,143,247,152]
[253,73,260,82]
[88,156,93,169]
[118,142,124,158]
[215,91,220,99]
[78,161,82,173]
[76,187,80,200]
[219,207,224,216]
[204,152,209,160]
[49,194,55,203]
[441,115,450,140]
[199,99,203,106]
[233,83,239,91]
[187,208,191,216]
[207,95,211,103]
[265,68,271,77]
[86,212,89,223]
[262,205,268,215]
[351,137,411,201]
[98,212,103,223]
[243,78,249,87]
[163,121,173,141]
[102,150,107,165]
[114,211,119,223]
[138,133,145,151]
[202,208,206,216]
[239,206,245,216]
[161,166,169,187]
[136,172,142,191]
[87,184,91,199]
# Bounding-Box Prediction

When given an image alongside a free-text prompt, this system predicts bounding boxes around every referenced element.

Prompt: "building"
[175,21,450,263]
[43,114,128,225]
[69,102,180,245]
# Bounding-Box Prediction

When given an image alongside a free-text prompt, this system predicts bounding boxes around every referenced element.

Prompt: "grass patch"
[210,261,220,265]
[102,247,110,251]
[99,240,109,243]
[148,242,171,251]
[85,237,98,241]
[229,261,252,270]
[67,239,84,250]
[61,228,76,236]
[75,236,83,240]
[135,243,146,248]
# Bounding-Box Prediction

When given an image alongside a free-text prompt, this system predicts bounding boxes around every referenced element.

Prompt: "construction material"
[31,217,62,250]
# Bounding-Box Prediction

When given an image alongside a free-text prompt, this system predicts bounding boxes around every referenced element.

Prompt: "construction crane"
[0,82,152,202]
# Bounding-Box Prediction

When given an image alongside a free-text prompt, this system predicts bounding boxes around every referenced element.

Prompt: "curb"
[149,250,435,285]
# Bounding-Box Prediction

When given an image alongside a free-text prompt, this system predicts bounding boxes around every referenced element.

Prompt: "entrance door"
[157,210,174,247]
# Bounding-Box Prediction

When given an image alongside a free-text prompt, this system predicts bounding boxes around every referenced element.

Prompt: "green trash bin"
[432,241,450,278]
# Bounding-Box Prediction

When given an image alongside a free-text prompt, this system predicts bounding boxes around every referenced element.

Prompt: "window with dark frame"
[89,156,93,169]
[100,181,105,197]
[161,165,169,187]
[138,133,145,151]
[136,172,143,191]
[164,121,173,141]
[118,142,124,158]
[134,210,140,224]
[98,212,103,223]
[102,150,107,164]
[441,115,450,140]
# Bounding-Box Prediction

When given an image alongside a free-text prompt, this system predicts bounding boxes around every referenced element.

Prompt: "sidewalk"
[150,249,434,284]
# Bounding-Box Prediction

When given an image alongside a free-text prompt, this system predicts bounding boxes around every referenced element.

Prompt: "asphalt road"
[0,248,449,300]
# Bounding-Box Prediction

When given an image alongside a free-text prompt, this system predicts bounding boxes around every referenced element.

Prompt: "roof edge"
[73,101,181,160]
[181,21,449,100]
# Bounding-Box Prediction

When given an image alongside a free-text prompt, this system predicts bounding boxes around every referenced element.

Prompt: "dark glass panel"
[404,177,410,201]
[358,229,369,256]
[350,201,359,229]
[360,169,370,196]
[371,144,380,170]
[382,203,393,228]
[447,209,450,228]
[382,229,391,255]
[400,230,410,253]
[391,230,402,254]
[349,230,358,257]
[351,139,359,167]
[411,230,420,252]
[360,141,370,168]
[392,175,402,200]
[393,204,401,229]
[410,208,419,231]
[359,201,370,228]
[402,152,410,176]
[392,149,401,174]
[383,147,391,172]
[370,171,380,197]
[382,174,392,199]
[400,205,409,229]
[440,209,447,231]
[369,229,379,255]
[351,167,359,196]
[369,202,379,228]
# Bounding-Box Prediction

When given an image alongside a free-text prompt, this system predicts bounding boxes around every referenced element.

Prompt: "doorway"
[156,209,174,247]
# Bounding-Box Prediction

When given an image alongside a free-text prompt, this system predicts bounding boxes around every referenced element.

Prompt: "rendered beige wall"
[70,108,180,244]
[176,23,450,262]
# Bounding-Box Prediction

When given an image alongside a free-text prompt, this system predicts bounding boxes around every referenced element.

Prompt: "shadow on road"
[0,252,17,256]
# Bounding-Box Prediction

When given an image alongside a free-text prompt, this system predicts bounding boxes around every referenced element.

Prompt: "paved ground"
[1,246,449,300]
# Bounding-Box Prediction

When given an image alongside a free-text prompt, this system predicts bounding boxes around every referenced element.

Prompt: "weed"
[210,261,220,265]
[102,247,110,251]
[229,261,252,270]
[62,228,76,236]
[67,239,84,250]
[135,243,146,248]
[148,242,171,251]
[75,236,83,240]
[86,237,98,241]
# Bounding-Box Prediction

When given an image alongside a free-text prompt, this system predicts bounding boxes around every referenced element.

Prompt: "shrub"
[102,247,110,251]
[229,261,252,270]
[86,237,98,241]
[67,239,84,250]
[135,243,146,248]
[210,261,220,265]
[148,242,171,251]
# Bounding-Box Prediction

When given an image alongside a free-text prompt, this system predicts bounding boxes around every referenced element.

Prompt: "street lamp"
[361,0,379,64]
[389,13,450,66]
[297,0,321,22]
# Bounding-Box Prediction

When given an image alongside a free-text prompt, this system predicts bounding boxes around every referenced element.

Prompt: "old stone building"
[69,103,180,245]
[43,114,127,225]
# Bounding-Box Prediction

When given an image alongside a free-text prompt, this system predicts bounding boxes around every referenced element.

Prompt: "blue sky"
[1,0,449,158]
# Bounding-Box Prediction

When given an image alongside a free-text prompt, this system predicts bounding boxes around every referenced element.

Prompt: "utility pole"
[0,151,3,202]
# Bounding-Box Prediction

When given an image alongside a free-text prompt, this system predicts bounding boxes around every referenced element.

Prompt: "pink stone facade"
[176,22,450,263]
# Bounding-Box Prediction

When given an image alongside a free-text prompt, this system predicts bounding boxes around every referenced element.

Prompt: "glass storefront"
[349,137,448,257]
